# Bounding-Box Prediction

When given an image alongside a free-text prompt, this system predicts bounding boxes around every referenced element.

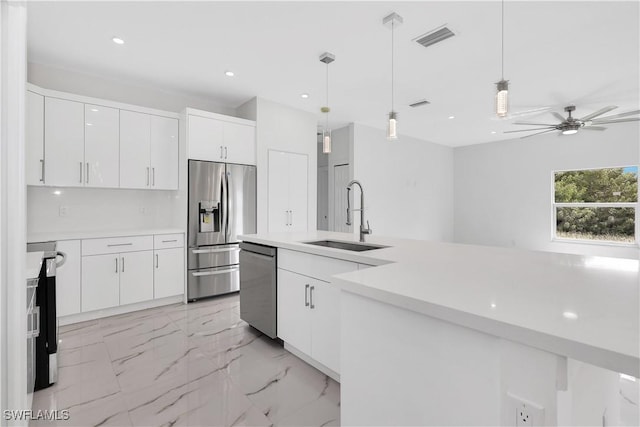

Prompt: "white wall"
[351,123,455,242]
[27,187,178,237]
[28,62,235,115]
[453,123,640,258]
[238,97,317,233]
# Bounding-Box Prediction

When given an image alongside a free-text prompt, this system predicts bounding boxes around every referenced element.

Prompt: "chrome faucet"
[346,180,372,242]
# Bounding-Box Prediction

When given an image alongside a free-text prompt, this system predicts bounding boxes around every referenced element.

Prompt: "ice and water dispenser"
[199,200,220,232]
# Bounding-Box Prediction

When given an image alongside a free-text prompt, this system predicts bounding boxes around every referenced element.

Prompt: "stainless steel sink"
[303,240,388,252]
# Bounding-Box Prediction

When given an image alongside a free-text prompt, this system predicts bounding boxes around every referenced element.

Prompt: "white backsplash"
[27,186,182,236]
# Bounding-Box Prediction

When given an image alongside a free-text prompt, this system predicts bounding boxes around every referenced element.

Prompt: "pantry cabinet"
[268,150,308,232]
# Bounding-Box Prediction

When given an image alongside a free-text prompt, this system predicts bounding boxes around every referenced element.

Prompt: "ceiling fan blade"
[512,121,558,126]
[591,118,640,124]
[581,126,607,131]
[594,109,639,120]
[520,129,557,139]
[504,127,555,134]
[551,112,566,122]
[579,105,618,121]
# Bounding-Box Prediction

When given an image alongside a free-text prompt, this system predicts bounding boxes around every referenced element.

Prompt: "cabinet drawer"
[278,249,358,283]
[154,233,184,249]
[82,235,153,256]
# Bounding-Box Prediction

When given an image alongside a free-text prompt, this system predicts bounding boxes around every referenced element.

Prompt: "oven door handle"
[55,251,67,268]
[191,267,239,277]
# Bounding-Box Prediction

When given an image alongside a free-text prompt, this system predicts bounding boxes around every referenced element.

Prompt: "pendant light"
[495,0,509,118]
[383,12,403,140]
[320,52,335,154]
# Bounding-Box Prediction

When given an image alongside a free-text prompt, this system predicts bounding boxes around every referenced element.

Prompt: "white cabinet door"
[154,247,184,298]
[311,280,341,374]
[81,254,120,312]
[120,251,153,305]
[268,151,291,232]
[277,269,311,354]
[84,104,119,188]
[288,152,308,232]
[120,110,151,189]
[26,91,45,186]
[56,240,81,317]
[44,97,85,187]
[188,115,224,161]
[223,122,255,165]
[150,116,179,190]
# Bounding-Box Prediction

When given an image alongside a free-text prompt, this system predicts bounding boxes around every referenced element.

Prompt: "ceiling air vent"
[414,26,455,48]
[409,99,430,108]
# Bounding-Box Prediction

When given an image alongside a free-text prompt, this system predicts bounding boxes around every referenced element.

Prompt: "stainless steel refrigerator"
[188,159,256,301]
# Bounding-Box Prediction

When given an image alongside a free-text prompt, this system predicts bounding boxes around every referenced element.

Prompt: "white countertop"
[239,231,640,377]
[26,251,44,280]
[27,228,185,243]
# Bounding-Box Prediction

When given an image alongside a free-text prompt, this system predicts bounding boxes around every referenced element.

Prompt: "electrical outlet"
[59,206,69,217]
[507,392,545,427]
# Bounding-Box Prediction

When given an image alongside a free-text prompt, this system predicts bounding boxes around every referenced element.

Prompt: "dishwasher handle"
[239,242,276,257]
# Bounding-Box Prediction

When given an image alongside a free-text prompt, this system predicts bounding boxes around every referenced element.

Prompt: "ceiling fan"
[504,105,640,139]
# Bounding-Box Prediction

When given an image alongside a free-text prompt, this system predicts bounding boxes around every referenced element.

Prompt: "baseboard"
[57,295,184,326]
[284,342,340,383]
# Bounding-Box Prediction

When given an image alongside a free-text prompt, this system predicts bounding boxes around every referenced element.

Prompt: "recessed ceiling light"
[112,37,125,45]
[491,131,497,134]
[448,116,455,119]
[562,311,578,320]
[53,190,61,196]
[301,93,309,99]
[225,71,235,77]
[90,108,98,112]
[490,303,497,309]
[86,123,93,126]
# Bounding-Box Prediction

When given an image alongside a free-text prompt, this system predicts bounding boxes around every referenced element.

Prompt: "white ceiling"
[27,1,640,147]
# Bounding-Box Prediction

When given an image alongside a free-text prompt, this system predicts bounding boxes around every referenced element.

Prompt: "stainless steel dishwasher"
[239,242,277,338]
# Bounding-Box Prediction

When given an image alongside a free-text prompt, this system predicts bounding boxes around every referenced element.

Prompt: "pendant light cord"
[391,20,395,112]
[326,61,330,129]
[501,0,504,80]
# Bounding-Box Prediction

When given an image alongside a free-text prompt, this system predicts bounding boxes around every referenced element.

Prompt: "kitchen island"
[239,231,639,426]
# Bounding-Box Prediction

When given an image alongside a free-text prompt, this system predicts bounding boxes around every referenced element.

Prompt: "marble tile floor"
[31,294,340,427]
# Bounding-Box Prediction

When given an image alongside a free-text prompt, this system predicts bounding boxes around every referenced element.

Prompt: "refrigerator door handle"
[225,170,230,241]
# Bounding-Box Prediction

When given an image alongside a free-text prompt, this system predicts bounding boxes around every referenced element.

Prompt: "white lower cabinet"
[154,247,184,299]
[277,250,356,375]
[82,254,120,312]
[120,251,154,305]
[56,240,81,317]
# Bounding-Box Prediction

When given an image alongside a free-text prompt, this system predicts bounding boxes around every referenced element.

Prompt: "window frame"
[551,165,639,247]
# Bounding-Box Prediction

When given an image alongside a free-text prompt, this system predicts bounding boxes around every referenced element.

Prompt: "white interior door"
[84,104,119,188]
[288,152,308,232]
[317,166,329,231]
[333,164,352,233]
[154,248,184,298]
[150,115,179,190]
[268,150,291,232]
[120,250,154,305]
[44,97,85,187]
[277,269,312,355]
[120,110,151,189]
[26,90,44,186]
[81,254,120,312]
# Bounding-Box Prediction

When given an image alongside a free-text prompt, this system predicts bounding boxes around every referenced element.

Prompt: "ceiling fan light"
[562,129,578,135]
[323,130,332,153]
[387,111,398,140]
[495,80,509,118]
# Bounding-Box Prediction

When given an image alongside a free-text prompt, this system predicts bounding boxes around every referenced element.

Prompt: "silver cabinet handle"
[39,159,44,182]
[146,167,150,186]
[310,285,315,309]
[220,146,223,159]
[162,239,178,243]
[305,284,310,307]
[86,162,89,184]
[156,254,159,269]
[121,257,125,272]
[107,243,133,247]
[79,161,83,183]
[152,167,155,186]
[224,146,228,159]
[192,267,239,277]
[115,257,118,273]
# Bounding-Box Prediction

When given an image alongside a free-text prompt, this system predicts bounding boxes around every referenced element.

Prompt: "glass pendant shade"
[495,80,509,118]
[387,111,398,140]
[323,130,332,153]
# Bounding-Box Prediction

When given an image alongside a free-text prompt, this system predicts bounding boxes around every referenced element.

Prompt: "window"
[553,166,638,244]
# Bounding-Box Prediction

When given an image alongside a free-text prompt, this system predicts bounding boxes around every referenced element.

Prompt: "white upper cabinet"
[120,110,151,189]
[150,116,179,190]
[44,97,85,187]
[84,104,119,188]
[188,114,224,161]
[268,150,308,232]
[26,91,45,186]
[187,111,256,165]
[223,121,256,165]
